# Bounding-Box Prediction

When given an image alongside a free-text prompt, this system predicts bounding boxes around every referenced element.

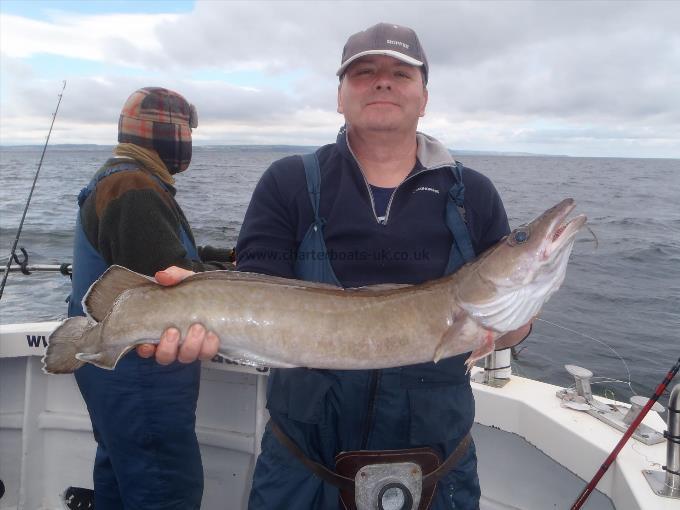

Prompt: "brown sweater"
[80,164,232,277]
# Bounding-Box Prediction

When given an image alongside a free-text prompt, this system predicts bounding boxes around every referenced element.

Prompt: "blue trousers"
[248,366,480,510]
[249,423,480,510]
[74,352,203,510]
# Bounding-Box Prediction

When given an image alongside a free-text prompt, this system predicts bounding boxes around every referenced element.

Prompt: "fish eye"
[508,227,530,246]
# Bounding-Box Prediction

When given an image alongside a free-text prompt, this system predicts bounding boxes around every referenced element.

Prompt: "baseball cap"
[337,22,429,83]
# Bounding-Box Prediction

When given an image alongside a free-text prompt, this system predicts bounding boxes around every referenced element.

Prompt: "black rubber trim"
[663,466,680,477]
[484,365,511,372]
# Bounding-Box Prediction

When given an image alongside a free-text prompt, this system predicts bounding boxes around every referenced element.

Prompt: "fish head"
[458,198,587,332]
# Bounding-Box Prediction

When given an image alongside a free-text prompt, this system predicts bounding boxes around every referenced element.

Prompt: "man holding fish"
[134,23,535,509]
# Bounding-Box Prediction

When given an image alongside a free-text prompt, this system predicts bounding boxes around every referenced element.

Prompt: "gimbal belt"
[271,421,472,510]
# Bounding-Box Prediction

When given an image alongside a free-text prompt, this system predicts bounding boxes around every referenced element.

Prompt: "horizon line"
[2,143,679,160]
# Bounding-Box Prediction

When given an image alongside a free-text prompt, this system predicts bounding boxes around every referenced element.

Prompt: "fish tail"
[43,317,101,374]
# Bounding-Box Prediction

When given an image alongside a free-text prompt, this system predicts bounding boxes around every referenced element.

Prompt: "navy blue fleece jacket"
[236,129,510,286]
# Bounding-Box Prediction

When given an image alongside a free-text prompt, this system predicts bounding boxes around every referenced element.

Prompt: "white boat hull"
[0,322,672,509]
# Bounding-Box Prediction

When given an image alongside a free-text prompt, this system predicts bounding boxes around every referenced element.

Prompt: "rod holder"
[643,383,680,499]
[471,349,511,388]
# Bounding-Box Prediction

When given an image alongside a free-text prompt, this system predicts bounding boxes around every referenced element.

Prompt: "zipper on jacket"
[360,369,381,449]
[346,134,451,226]
[346,140,381,224]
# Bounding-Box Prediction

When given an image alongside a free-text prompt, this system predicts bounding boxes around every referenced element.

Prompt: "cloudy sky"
[1,0,678,158]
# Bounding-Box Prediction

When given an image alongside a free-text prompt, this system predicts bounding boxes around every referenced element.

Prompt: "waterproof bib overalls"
[69,160,203,510]
[249,153,481,510]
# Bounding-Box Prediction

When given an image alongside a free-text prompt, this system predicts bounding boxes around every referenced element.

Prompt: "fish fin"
[464,330,496,374]
[85,265,157,321]
[43,317,100,374]
[433,317,467,363]
[181,270,342,291]
[349,283,413,293]
[75,352,103,362]
[77,344,136,371]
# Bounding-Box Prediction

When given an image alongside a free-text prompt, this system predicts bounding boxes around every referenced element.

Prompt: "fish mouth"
[547,199,587,256]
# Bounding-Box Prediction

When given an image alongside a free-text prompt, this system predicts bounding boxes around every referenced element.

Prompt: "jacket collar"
[336,126,454,172]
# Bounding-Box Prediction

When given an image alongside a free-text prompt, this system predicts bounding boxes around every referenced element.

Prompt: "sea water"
[1,146,678,408]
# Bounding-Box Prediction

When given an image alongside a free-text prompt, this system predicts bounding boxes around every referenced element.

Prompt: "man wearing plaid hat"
[145,23,531,510]
[68,87,231,510]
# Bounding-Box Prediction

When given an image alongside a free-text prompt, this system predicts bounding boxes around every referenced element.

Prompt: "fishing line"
[0,81,66,301]
[569,383,626,403]
[588,377,638,398]
[562,379,634,402]
[630,441,663,470]
[535,317,636,395]
[584,225,598,249]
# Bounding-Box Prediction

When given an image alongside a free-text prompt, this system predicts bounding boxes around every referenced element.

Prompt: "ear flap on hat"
[152,123,192,174]
[189,104,198,129]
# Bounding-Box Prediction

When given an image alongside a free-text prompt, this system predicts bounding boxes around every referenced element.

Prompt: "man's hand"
[136,266,220,364]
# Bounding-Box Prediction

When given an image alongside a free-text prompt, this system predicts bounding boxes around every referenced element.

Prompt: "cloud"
[1,1,679,157]
[0,12,176,67]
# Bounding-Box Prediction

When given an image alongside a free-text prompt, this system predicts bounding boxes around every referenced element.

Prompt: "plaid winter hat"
[118,87,198,174]
[337,23,429,84]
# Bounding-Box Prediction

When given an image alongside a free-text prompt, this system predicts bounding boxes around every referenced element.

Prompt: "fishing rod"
[1,264,71,275]
[0,81,66,300]
[0,247,71,276]
[571,355,680,510]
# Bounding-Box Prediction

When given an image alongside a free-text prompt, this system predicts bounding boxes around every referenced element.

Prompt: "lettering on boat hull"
[26,335,48,348]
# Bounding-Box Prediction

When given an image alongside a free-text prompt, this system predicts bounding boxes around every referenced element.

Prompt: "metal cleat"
[566,364,594,401]
[623,396,665,426]
[556,364,665,446]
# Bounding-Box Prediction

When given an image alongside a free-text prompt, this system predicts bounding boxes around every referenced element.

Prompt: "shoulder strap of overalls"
[78,159,178,205]
[76,159,198,259]
[445,162,476,274]
[296,152,342,286]
[301,152,323,228]
[77,160,141,207]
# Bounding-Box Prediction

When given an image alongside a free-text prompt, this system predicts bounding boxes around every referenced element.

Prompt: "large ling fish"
[43,199,587,374]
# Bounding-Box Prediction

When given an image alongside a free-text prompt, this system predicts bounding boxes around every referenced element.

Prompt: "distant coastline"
[2,144,679,160]
[0,144,567,158]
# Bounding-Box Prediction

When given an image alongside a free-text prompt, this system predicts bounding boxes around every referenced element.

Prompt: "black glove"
[197,245,235,263]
